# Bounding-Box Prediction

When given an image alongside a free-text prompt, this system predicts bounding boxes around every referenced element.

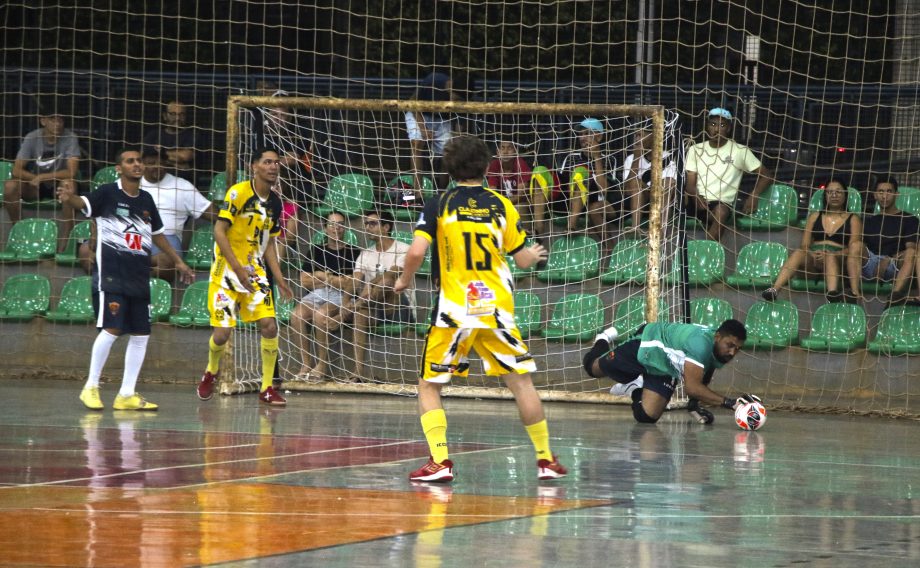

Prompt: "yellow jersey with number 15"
[414,184,527,329]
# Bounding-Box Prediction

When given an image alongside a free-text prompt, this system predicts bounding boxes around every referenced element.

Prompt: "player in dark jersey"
[58,148,193,411]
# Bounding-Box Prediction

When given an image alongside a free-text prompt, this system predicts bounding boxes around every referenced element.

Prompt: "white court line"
[0,443,261,453]
[0,439,424,490]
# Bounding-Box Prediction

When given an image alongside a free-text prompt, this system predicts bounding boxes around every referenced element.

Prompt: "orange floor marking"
[0,483,611,566]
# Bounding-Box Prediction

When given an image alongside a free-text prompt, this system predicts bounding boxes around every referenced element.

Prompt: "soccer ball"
[734,401,767,431]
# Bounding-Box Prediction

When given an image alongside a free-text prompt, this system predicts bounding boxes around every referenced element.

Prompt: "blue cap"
[708,107,733,120]
[578,117,605,132]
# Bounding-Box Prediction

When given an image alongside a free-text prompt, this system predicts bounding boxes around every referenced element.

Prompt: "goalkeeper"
[582,319,758,424]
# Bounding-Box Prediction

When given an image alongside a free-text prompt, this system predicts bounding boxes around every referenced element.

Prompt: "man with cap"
[557,117,617,240]
[685,107,773,241]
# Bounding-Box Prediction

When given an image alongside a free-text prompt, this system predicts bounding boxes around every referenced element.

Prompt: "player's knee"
[632,401,660,424]
[582,351,600,377]
[260,318,278,338]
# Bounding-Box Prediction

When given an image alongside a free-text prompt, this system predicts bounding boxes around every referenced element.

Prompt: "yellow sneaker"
[113,393,159,411]
[79,386,104,410]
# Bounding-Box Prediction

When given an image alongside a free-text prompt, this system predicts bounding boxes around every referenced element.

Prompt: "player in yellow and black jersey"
[395,135,567,483]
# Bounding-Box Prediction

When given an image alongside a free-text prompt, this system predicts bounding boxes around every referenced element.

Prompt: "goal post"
[219,95,687,406]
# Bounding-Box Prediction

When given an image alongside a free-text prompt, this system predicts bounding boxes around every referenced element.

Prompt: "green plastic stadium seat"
[208,171,246,202]
[312,173,375,218]
[600,239,647,284]
[91,166,119,192]
[736,183,800,231]
[799,303,867,352]
[55,220,93,266]
[690,297,734,329]
[513,291,542,338]
[859,280,894,296]
[274,285,294,325]
[612,296,669,339]
[312,227,360,247]
[149,278,173,322]
[0,274,51,321]
[790,275,827,293]
[541,293,604,342]
[0,161,12,202]
[666,239,726,286]
[798,187,863,228]
[169,280,211,327]
[0,218,58,263]
[867,306,920,355]
[185,226,215,270]
[743,300,799,349]
[725,242,787,288]
[45,276,95,323]
[537,236,600,283]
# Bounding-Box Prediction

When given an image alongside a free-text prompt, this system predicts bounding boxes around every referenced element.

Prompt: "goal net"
[223,97,687,404]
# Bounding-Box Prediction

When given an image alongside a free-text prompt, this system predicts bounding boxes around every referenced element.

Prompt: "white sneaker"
[594,326,619,346]
[610,375,644,397]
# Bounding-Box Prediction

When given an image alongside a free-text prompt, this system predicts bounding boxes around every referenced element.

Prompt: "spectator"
[290,211,361,381]
[142,100,197,185]
[685,108,773,241]
[311,211,414,382]
[848,177,919,303]
[4,107,80,250]
[140,149,216,281]
[259,90,323,206]
[486,137,537,233]
[271,181,300,263]
[557,118,618,241]
[622,127,679,235]
[405,71,455,191]
[762,178,863,303]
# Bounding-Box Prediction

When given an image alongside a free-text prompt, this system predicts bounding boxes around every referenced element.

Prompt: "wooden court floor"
[1,379,918,567]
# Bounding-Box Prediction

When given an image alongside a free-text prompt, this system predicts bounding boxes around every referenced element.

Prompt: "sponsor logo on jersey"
[123,221,143,251]
[116,207,130,217]
[466,281,496,316]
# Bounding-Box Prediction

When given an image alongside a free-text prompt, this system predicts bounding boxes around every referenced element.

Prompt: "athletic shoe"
[594,326,619,346]
[113,393,159,411]
[610,375,644,397]
[79,386,104,410]
[761,287,778,302]
[408,457,454,482]
[537,455,568,480]
[197,371,218,401]
[259,386,287,406]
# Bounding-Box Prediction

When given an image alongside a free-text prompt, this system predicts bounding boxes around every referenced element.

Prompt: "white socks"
[119,335,149,397]
[85,330,118,389]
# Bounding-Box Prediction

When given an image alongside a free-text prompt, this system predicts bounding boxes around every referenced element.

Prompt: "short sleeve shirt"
[415,184,526,329]
[16,128,80,173]
[685,140,762,204]
[143,128,196,153]
[355,239,410,282]
[140,173,211,235]
[80,181,164,299]
[304,244,360,276]
[486,157,533,199]
[862,212,920,257]
[637,322,722,380]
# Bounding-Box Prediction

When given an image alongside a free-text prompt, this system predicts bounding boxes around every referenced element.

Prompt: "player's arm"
[213,219,255,293]
[394,236,429,293]
[55,180,89,212]
[263,237,292,300]
[152,232,194,284]
[683,362,736,409]
[11,158,38,183]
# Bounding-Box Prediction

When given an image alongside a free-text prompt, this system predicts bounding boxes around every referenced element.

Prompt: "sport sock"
[420,408,449,463]
[260,336,279,391]
[119,335,149,397]
[86,330,118,389]
[525,419,552,461]
[207,336,226,374]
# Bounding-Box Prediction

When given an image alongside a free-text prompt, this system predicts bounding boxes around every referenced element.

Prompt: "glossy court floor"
[1,380,918,567]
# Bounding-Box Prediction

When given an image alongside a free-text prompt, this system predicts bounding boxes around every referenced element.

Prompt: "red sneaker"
[259,385,287,406]
[408,456,454,483]
[537,455,567,480]
[197,371,218,401]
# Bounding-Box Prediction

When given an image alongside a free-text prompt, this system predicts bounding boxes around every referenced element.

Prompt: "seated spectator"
[685,108,773,241]
[405,71,455,191]
[259,91,323,206]
[290,211,361,381]
[486,137,538,233]
[849,177,919,303]
[557,118,618,241]
[4,107,80,250]
[143,100,197,185]
[272,181,300,262]
[762,178,863,303]
[311,211,414,382]
[140,149,215,281]
[622,127,679,235]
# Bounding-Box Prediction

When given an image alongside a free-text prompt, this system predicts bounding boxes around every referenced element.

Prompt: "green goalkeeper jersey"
[637,322,723,380]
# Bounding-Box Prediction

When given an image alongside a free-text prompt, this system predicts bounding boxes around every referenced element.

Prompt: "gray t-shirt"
[16,128,81,174]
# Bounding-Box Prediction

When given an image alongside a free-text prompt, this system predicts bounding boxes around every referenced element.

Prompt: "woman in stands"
[762,177,863,303]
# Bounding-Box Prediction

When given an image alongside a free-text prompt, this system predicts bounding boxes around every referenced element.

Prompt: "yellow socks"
[207,336,226,374]
[525,419,552,461]
[260,336,279,391]
[420,409,449,463]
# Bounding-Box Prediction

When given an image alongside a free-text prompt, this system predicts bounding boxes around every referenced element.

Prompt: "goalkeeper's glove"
[687,398,715,425]
[723,393,762,410]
